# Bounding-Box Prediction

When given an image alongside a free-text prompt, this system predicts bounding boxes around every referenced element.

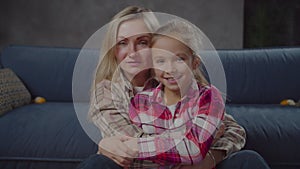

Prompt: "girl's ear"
[192,55,201,70]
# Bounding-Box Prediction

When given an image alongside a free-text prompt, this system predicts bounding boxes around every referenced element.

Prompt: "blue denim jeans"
[217,150,270,169]
[76,154,122,169]
[76,150,270,169]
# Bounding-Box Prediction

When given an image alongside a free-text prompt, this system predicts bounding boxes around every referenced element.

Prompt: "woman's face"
[115,18,152,80]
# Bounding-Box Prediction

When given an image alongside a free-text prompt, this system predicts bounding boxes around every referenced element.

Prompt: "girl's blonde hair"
[151,19,209,86]
[94,6,159,85]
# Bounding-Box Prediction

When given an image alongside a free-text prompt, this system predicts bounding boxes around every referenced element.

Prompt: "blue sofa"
[0,45,300,169]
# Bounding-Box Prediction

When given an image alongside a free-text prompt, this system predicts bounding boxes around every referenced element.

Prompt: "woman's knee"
[236,150,269,165]
[217,150,270,169]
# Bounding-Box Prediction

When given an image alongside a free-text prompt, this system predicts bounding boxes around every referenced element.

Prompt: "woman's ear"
[192,55,201,69]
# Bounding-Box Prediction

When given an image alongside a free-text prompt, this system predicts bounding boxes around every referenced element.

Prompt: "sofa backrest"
[218,48,300,104]
[1,45,79,102]
[1,45,300,104]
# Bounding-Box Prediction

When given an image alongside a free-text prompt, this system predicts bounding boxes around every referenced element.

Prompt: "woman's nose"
[127,43,137,58]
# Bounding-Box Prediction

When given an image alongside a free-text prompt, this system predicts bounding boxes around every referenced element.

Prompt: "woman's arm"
[210,113,246,157]
[90,80,160,168]
[90,80,144,137]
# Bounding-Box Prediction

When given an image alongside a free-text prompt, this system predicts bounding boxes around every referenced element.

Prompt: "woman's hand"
[98,136,138,167]
[213,122,225,144]
[123,137,139,153]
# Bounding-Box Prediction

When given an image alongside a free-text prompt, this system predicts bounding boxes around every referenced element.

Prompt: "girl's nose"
[164,62,176,73]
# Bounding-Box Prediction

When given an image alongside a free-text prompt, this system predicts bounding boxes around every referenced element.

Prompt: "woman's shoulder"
[95,79,124,92]
[93,80,113,99]
[95,79,112,89]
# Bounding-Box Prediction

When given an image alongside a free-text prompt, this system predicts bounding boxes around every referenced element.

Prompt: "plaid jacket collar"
[118,70,133,92]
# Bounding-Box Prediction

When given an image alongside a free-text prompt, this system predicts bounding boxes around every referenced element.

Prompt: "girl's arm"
[176,116,246,169]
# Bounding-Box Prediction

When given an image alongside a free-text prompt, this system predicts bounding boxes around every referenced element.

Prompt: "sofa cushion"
[227,104,300,169]
[0,102,98,169]
[0,68,31,115]
[1,45,79,102]
[218,48,300,104]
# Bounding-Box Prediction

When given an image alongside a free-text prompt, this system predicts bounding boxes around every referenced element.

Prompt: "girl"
[128,20,224,167]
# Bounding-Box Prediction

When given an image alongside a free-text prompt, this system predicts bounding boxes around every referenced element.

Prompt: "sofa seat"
[227,104,300,169]
[0,102,97,169]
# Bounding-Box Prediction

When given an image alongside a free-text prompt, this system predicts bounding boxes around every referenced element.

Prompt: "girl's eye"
[155,59,165,64]
[177,57,185,62]
[138,40,149,46]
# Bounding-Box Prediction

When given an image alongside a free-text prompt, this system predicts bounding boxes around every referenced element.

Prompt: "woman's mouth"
[127,61,141,67]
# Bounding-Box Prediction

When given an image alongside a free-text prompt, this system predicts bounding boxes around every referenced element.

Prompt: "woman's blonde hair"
[89,6,159,120]
[94,6,160,85]
[151,19,209,86]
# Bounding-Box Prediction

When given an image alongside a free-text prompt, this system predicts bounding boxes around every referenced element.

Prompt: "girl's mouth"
[164,76,181,84]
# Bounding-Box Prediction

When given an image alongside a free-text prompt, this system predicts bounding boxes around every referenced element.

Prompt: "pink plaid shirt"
[129,80,225,166]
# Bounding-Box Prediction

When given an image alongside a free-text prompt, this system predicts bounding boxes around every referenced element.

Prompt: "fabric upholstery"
[218,48,300,104]
[227,104,300,168]
[1,45,79,101]
[0,102,98,169]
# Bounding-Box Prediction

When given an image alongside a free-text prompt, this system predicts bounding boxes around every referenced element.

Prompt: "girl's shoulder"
[196,83,223,98]
[197,83,220,91]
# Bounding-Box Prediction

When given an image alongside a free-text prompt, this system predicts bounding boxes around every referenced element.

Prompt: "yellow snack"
[280,99,295,106]
[34,97,46,104]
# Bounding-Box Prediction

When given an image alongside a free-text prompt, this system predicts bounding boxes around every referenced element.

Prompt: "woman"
[77,6,269,169]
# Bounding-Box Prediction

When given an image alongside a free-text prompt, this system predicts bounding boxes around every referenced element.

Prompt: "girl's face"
[115,18,152,80]
[152,36,198,94]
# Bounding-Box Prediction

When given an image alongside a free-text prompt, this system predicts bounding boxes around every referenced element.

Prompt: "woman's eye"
[117,40,127,46]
